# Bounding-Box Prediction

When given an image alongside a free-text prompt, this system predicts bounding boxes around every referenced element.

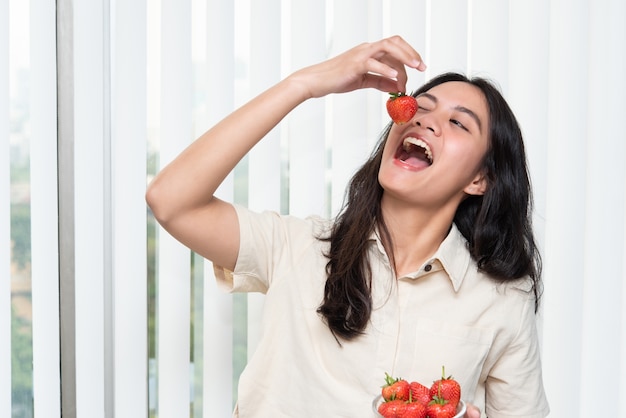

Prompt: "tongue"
[403,156,430,169]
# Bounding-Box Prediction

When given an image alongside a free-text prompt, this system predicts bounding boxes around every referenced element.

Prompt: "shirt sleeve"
[484,293,550,418]
[213,204,323,294]
[213,205,279,293]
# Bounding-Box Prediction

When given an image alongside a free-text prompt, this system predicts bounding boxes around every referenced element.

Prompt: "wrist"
[282,70,317,101]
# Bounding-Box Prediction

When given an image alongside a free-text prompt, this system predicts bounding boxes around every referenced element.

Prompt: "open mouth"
[395,137,433,168]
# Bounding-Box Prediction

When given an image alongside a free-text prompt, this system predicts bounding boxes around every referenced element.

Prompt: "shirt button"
[424,264,432,272]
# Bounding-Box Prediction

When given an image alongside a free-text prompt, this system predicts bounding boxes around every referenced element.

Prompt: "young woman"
[146,36,549,418]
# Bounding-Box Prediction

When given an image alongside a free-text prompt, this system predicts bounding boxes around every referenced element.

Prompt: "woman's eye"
[450,119,468,131]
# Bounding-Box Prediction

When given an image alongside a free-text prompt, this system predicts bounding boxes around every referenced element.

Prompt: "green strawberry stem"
[388,92,406,100]
[429,395,449,406]
[384,372,398,386]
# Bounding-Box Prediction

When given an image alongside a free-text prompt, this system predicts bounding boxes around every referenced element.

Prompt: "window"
[4,1,59,417]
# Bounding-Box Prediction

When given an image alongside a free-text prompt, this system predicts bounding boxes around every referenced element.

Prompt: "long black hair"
[317,72,542,341]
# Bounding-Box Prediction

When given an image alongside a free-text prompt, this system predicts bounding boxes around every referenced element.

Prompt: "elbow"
[145,180,174,226]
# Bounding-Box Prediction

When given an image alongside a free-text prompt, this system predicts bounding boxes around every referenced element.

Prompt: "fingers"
[465,403,481,418]
[286,35,426,99]
[361,35,426,93]
[364,56,401,82]
[361,73,406,94]
[379,35,427,71]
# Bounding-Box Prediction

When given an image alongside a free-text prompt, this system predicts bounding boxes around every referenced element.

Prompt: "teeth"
[403,137,433,162]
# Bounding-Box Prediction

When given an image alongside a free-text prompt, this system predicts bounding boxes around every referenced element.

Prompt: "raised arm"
[145,36,426,270]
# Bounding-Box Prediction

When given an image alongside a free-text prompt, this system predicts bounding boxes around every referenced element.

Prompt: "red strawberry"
[386,92,418,124]
[429,366,461,408]
[404,401,427,418]
[378,399,407,417]
[426,397,456,418]
[382,372,410,401]
[409,381,431,405]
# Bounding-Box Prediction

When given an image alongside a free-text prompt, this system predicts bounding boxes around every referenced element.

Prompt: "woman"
[146,36,549,417]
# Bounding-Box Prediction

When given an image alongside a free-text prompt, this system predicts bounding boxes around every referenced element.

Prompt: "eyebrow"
[417,92,483,134]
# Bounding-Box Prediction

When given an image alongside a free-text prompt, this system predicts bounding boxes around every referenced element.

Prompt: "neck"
[380,197,457,277]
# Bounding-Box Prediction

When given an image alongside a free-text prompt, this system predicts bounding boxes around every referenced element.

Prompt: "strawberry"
[378,399,407,417]
[386,92,418,124]
[382,372,411,401]
[404,400,427,418]
[426,397,457,418]
[409,381,431,405]
[429,366,461,408]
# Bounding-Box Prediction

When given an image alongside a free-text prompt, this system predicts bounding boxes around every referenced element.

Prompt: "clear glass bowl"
[372,395,467,417]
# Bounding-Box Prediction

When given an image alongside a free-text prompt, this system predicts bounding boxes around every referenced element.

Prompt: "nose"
[415,117,441,136]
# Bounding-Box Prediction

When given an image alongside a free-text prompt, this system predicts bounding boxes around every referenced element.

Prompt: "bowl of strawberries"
[373,367,466,418]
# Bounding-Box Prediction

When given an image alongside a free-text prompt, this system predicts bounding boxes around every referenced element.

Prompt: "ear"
[464,170,488,196]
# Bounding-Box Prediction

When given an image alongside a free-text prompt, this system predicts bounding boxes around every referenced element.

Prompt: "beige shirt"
[215,205,549,418]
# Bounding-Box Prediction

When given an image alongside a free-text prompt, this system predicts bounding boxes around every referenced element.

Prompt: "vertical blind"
[1,0,625,417]
[29,0,60,415]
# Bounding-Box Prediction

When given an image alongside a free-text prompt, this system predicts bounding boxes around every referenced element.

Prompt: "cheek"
[446,141,488,171]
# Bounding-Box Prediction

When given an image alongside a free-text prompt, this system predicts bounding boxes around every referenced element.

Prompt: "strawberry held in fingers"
[386,92,418,124]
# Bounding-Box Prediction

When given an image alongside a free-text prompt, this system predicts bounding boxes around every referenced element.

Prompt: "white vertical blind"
[73,0,107,415]
[542,0,591,416]
[0,0,10,415]
[248,0,282,216]
[468,0,509,88]
[534,0,626,416]
[286,1,328,218]
[157,0,192,416]
[328,1,371,215]
[385,0,428,91]
[111,0,148,416]
[578,0,626,416]
[29,0,61,416]
[428,0,468,75]
[507,0,550,261]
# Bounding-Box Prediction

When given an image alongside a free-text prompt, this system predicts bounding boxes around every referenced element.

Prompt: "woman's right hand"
[286,35,426,100]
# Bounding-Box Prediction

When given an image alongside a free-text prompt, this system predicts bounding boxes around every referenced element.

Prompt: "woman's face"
[378,81,490,209]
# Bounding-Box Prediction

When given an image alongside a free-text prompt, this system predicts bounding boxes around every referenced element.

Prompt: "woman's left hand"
[464,402,480,418]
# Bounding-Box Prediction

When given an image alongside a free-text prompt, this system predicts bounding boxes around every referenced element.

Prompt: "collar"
[433,224,472,291]
[369,223,472,292]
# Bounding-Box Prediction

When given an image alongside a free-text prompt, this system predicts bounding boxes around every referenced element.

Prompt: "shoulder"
[442,225,537,303]
[234,204,333,244]
[469,268,537,319]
